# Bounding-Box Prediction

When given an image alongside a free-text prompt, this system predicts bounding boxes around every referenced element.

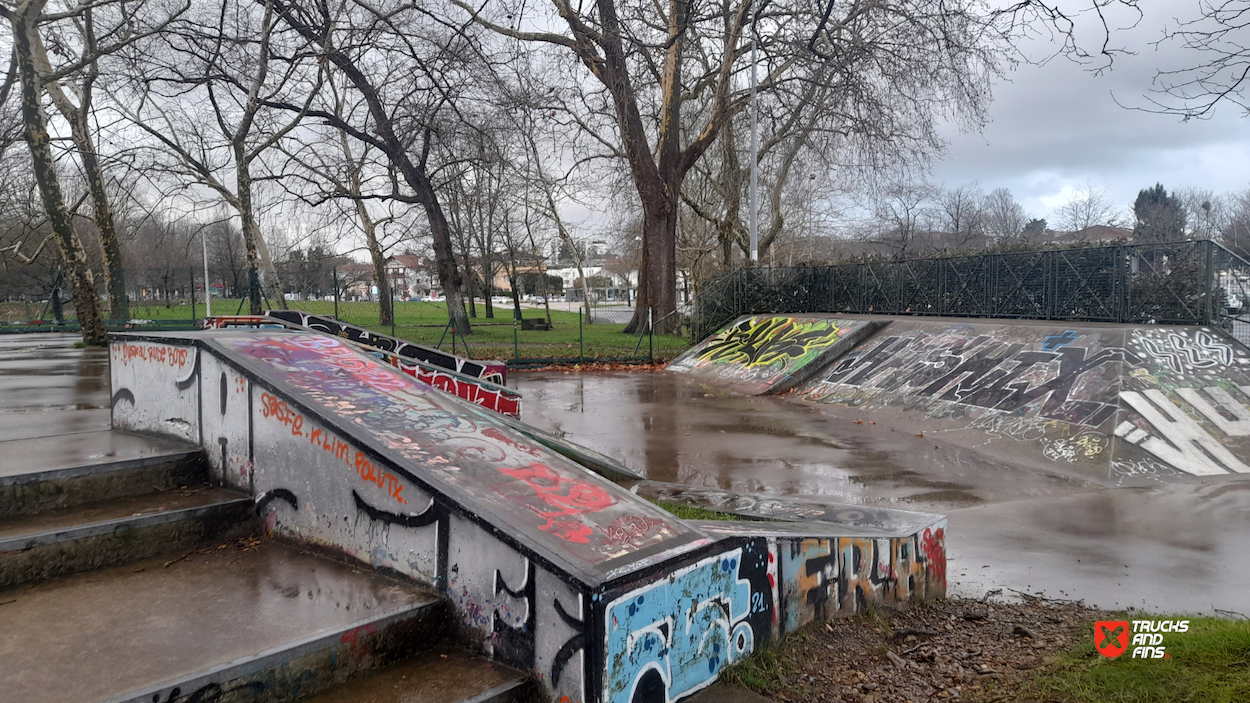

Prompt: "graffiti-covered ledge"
[109,329,946,703]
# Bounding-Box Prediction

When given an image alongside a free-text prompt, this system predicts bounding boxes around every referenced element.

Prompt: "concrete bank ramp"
[669,314,883,395]
[797,317,1250,482]
[111,329,946,703]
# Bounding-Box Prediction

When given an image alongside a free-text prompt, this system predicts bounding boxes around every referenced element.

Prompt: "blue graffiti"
[1042,330,1080,351]
[606,548,755,703]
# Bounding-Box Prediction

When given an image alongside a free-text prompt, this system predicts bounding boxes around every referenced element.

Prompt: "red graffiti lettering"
[921,527,946,589]
[260,391,405,505]
[482,427,540,456]
[259,392,304,437]
[405,365,521,418]
[598,515,660,545]
[117,342,190,368]
[496,462,615,543]
[353,451,408,504]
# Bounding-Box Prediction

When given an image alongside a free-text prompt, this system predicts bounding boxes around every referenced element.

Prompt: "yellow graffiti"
[697,317,845,369]
[1072,433,1104,457]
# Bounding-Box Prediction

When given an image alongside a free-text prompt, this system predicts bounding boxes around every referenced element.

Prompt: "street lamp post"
[202,230,211,318]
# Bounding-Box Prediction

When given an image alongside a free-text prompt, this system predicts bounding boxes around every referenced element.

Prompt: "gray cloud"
[933,1,1250,219]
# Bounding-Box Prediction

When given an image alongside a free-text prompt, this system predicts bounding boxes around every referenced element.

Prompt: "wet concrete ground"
[0,333,109,440]
[7,332,1246,615]
[515,370,1250,615]
[0,334,121,478]
[0,540,436,703]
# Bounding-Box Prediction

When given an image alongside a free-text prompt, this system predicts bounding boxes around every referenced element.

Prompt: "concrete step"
[0,408,112,442]
[0,486,255,587]
[302,647,532,703]
[0,429,205,518]
[0,539,449,703]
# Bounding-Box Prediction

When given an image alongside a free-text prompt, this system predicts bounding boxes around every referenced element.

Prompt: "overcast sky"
[932,0,1250,222]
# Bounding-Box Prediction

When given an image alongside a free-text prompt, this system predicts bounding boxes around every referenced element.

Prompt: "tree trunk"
[482,258,494,319]
[572,248,592,323]
[268,2,470,335]
[410,171,470,333]
[465,270,477,318]
[359,206,392,326]
[235,156,286,313]
[68,108,128,321]
[519,215,553,326]
[505,256,522,322]
[12,2,106,345]
[627,195,679,334]
[369,249,392,327]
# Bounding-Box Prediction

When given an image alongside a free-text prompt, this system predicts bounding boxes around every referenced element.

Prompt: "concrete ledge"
[104,600,449,703]
[0,490,255,587]
[0,450,205,518]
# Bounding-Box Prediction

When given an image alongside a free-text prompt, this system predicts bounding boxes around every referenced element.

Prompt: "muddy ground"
[724,595,1109,703]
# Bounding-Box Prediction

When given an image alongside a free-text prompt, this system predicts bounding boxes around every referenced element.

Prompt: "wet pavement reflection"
[516,369,1250,614]
[0,333,110,417]
[515,370,1091,512]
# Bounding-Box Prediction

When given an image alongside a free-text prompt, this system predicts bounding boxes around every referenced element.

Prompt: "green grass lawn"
[1020,616,1250,703]
[121,298,691,362]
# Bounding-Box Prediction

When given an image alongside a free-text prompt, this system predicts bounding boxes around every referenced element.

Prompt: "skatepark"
[4,306,1250,703]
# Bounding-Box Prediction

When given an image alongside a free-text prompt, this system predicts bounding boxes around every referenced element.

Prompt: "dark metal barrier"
[693,241,1250,349]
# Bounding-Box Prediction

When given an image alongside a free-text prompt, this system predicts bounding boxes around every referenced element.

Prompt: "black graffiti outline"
[352,490,444,528]
[698,317,842,368]
[175,349,199,390]
[111,387,135,406]
[551,597,587,688]
[254,488,298,514]
[492,559,537,669]
[149,681,264,703]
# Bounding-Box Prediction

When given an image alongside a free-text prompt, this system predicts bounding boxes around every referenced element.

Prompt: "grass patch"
[648,500,743,521]
[1020,616,1250,703]
[719,643,802,694]
[123,298,691,361]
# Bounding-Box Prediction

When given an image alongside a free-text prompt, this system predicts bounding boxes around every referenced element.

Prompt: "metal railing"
[692,240,1250,348]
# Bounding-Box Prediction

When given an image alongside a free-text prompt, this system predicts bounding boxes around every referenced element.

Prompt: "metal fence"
[0,263,681,364]
[692,240,1250,348]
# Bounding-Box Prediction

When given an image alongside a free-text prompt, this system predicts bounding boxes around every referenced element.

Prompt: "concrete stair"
[302,648,531,703]
[0,429,529,703]
[0,430,205,518]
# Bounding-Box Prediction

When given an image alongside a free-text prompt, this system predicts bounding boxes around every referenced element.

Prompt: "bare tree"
[1220,186,1250,259]
[277,76,403,325]
[516,127,594,323]
[114,0,323,312]
[869,180,937,258]
[982,187,1028,244]
[1147,2,1250,118]
[1054,184,1122,239]
[264,0,480,334]
[935,183,987,251]
[453,0,1113,331]
[3,0,108,342]
[1177,187,1228,241]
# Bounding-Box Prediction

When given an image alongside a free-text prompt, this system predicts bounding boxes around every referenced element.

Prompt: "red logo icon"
[1095,620,1129,658]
